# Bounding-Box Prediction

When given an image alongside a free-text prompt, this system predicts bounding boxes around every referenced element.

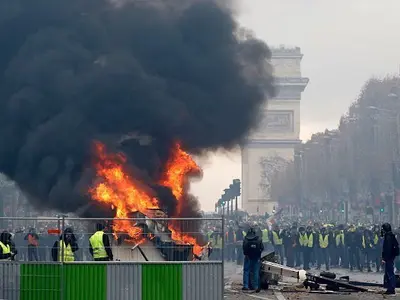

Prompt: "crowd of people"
[0,223,114,262]
[206,219,400,295]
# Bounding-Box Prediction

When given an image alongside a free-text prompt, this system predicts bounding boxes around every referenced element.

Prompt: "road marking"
[246,294,275,300]
[273,290,286,300]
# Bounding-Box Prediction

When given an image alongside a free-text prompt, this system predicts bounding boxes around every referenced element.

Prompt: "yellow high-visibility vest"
[58,241,74,262]
[299,233,308,246]
[0,242,10,255]
[362,236,372,249]
[319,234,329,249]
[262,229,269,243]
[374,234,379,245]
[307,233,314,247]
[335,232,344,246]
[272,231,282,245]
[89,231,108,259]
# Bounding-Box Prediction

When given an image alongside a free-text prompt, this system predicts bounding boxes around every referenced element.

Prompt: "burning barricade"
[88,141,208,261]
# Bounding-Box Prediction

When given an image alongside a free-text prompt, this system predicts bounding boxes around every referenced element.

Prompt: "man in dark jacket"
[381,223,399,295]
[242,227,264,293]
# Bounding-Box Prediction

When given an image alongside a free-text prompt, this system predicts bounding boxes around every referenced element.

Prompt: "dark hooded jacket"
[382,224,399,261]
[51,228,79,261]
[243,229,264,259]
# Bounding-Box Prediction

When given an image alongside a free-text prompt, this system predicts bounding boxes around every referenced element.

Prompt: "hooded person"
[0,231,17,260]
[51,227,79,262]
[242,227,264,293]
[381,223,399,295]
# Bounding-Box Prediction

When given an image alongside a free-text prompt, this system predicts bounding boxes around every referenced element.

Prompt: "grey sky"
[192,0,400,211]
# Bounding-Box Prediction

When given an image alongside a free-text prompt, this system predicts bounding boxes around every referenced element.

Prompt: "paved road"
[224,263,394,300]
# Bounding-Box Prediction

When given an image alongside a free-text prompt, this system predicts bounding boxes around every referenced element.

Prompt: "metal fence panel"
[0,262,20,300]
[142,264,182,300]
[20,263,61,300]
[182,262,223,300]
[107,263,141,300]
[64,263,107,300]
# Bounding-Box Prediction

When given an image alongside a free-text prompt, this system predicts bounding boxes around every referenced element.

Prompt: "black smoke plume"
[0,0,274,216]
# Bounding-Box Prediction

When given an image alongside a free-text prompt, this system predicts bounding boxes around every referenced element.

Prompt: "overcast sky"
[192,0,400,212]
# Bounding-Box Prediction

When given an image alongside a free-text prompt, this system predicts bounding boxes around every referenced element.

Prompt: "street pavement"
[224,263,399,300]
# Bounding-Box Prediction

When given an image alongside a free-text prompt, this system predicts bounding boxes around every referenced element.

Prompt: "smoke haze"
[0,0,274,216]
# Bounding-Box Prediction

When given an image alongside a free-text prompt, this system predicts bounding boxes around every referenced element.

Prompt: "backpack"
[244,237,261,258]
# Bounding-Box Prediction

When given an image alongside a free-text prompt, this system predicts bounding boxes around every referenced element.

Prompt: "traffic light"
[232,179,241,196]
[339,201,345,213]
[380,202,385,212]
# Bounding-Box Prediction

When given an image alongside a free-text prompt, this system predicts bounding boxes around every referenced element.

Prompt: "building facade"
[241,46,309,215]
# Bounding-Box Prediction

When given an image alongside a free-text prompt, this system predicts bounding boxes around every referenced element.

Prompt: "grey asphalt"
[224,263,393,300]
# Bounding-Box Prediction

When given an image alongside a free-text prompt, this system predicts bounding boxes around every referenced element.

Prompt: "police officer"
[89,223,113,261]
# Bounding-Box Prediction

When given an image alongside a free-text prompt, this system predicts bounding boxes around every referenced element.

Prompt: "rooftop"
[271,45,303,58]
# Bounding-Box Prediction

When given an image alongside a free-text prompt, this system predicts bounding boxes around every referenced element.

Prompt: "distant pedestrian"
[381,223,399,295]
[242,227,263,293]
[25,228,39,261]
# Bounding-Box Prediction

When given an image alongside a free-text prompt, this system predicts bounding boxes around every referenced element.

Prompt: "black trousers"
[318,248,330,269]
[348,247,360,269]
[303,248,312,270]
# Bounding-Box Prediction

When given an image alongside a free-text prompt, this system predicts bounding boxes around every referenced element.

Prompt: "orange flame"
[89,141,204,256]
[90,142,159,243]
[160,143,203,255]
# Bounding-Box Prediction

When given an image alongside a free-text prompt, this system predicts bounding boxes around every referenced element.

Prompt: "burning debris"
[90,141,204,255]
[0,0,274,253]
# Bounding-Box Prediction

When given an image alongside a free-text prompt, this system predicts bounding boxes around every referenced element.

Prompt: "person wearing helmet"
[242,227,263,293]
[381,223,399,295]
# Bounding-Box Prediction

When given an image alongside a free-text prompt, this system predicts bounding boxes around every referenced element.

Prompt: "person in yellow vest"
[89,223,113,261]
[372,226,382,272]
[261,226,270,252]
[235,225,245,265]
[0,231,17,261]
[361,228,373,272]
[303,226,314,270]
[298,227,307,268]
[51,227,78,262]
[226,226,236,261]
[271,225,284,264]
[335,227,346,267]
[317,227,330,270]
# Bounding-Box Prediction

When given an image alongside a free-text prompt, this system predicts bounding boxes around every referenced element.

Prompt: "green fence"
[0,262,223,300]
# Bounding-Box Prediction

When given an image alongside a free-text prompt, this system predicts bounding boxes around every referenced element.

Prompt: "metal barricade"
[0,216,224,300]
